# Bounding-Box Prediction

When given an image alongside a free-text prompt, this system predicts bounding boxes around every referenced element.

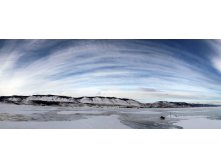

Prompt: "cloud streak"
[1,39,221,103]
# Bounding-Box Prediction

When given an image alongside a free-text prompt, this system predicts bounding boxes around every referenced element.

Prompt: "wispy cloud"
[0,39,221,103]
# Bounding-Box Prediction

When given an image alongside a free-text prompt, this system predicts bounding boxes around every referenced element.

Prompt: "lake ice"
[1,103,221,129]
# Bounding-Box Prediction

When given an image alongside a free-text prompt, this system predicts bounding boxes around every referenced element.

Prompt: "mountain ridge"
[0,95,218,108]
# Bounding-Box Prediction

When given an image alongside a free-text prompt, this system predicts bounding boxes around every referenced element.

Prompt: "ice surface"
[1,103,221,128]
[0,115,130,129]
[174,116,221,129]
[0,103,56,114]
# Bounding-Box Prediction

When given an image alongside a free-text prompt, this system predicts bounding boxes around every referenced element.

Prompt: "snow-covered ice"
[1,103,221,128]
[174,116,221,129]
[0,115,130,129]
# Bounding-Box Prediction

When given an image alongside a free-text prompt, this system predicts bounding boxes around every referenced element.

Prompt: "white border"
[1,0,221,167]
[0,0,221,38]
[0,130,220,167]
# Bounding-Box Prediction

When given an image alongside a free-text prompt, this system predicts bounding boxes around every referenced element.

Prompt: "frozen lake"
[1,103,221,129]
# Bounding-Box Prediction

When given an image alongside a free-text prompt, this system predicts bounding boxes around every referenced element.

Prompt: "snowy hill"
[0,95,142,108]
[144,101,216,108]
[0,95,217,108]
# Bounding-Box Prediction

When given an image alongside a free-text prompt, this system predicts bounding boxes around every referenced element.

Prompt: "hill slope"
[0,95,217,108]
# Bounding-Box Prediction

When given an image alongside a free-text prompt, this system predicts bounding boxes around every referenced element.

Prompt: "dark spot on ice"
[160,116,165,120]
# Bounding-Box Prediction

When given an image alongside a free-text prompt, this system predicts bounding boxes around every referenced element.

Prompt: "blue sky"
[1,39,221,103]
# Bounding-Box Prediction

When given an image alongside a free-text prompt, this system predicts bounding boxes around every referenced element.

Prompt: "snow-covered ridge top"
[0,95,217,108]
[0,95,142,107]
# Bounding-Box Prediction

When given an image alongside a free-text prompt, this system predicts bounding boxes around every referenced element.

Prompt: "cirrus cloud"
[1,39,221,103]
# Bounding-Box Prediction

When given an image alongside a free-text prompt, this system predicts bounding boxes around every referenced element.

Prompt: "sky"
[1,39,221,103]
